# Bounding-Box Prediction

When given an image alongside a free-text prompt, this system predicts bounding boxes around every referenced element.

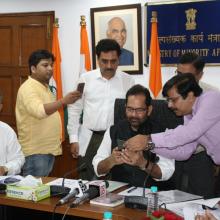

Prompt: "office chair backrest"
[114,98,183,130]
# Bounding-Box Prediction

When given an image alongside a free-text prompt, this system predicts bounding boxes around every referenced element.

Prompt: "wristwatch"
[147,141,155,151]
[144,135,155,151]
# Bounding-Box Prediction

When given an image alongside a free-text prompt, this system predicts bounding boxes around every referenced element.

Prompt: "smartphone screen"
[117,139,125,151]
[77,82,85,94]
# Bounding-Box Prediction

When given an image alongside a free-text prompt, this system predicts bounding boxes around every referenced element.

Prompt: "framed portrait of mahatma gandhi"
[90,4,143,75]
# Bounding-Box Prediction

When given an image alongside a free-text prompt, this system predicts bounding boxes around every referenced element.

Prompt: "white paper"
[118,188,202,204]
[157,190,202,204]
[166,200,194,217]
[78,125,93,156]
[106,180,128,193]
[167,198,220,218]
[183,203,220,220]
[15,175,42,187]
[195,197,220,208]
[183,203,204,220]
[118,187,150,196]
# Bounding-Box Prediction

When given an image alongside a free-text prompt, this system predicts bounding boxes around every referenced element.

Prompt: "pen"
[127,187,137,193]
[202,204,217,210]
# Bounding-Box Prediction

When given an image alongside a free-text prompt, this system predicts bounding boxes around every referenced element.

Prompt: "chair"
[113,98,184,191]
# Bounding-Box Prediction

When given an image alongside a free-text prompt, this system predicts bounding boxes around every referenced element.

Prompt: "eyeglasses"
[166,95,181,104]
[175,70,183,75]
[126,107,147,114]
[175,69,203,76]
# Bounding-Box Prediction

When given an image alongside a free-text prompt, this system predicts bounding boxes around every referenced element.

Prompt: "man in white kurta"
[67,39,134,180]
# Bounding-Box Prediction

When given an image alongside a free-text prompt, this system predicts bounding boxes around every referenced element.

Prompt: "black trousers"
[0,206,6,220]
[173,151,215,198]
[78,132,104,181]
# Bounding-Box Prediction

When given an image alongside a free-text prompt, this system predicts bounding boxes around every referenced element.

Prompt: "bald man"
[106,17,134,65]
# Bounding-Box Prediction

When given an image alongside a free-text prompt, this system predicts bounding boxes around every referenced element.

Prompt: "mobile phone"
[77,82,85,94]
[117,139,125,151]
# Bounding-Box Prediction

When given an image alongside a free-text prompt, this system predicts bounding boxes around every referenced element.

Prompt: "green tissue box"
[6,184,50,202]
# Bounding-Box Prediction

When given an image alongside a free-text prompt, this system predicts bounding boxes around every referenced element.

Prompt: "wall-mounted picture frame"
[90,4,143,75]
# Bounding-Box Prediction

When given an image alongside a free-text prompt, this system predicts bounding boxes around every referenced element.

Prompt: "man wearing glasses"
[174,53,217,198]
[126,73,220,197]
[93,85,174,187]
[67,39,134,180]
[152,53,216,197]
[176,52,217,91]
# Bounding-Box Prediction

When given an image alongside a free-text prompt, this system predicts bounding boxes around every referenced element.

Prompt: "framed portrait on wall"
[90,4,143,75]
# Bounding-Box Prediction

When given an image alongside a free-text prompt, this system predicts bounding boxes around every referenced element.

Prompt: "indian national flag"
[50,22,65,141]
[79,15,91,74]
[149,11,162,98]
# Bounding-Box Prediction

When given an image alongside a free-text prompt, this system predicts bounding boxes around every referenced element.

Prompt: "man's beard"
[128,116,147,130]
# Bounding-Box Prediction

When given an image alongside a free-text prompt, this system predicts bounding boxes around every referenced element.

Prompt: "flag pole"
[80,15,86,26]
[54,17,59,28]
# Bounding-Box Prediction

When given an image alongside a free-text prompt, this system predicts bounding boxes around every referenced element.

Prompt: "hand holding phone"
[77,83,85,94]
[117,139,125,151]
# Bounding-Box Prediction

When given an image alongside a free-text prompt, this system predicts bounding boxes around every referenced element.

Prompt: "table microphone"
[57,188,79,205]
[70,186,99,208]
[61,163,87,188]
[70,180,109,208]
[50,163,87,197]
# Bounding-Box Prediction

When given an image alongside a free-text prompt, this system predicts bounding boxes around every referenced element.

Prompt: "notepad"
[90,193,124,207]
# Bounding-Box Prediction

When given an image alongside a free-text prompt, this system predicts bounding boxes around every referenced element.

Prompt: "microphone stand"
[61,163,86,188]
[142,152,159,197]
[124,152,159,210]
[142,163,154,197]
[51,163,87,220]
[50,162,86,197]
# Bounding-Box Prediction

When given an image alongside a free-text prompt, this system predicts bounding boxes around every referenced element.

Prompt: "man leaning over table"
[126,73,220,166]
[169,53,216,198]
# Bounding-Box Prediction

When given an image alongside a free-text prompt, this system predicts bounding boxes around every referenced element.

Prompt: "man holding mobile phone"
[77,82,85,94]
[16,49,81,177]
[67,39,134,180]
[92,85,174,187]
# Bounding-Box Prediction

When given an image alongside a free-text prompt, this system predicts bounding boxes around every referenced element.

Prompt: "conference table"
[0,177,146,220]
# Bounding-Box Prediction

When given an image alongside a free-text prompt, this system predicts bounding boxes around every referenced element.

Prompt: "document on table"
[166,198,220,218]
[158,190,202,204]
[118,187,150,196]
[119,188,202,204]
[106,180,128,193]
[167,200,203,217]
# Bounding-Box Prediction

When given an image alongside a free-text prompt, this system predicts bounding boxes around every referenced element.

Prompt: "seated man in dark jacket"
[92,85,175,188]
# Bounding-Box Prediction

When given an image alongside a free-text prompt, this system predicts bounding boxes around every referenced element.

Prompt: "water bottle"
[147,186,159,215]
[103,211,112,220]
